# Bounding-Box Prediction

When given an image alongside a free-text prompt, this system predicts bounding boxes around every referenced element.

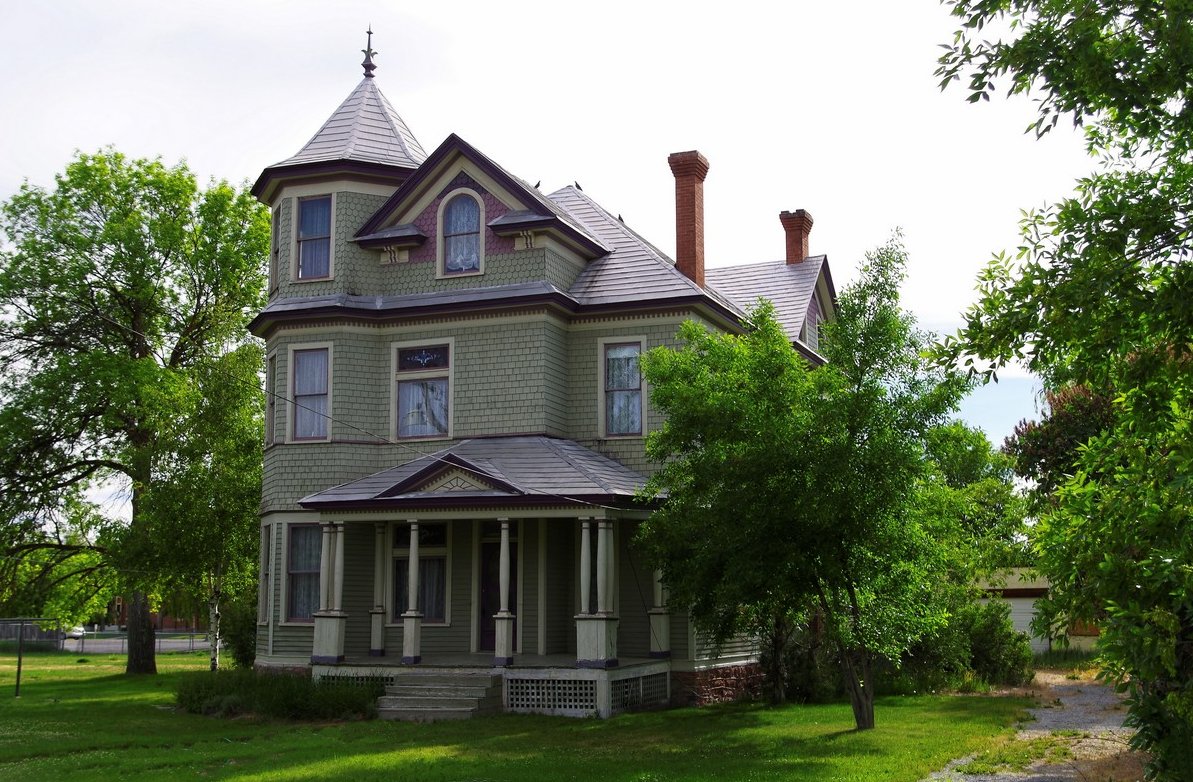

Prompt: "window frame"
[258,523,273,625]
[269,205,281,295]
[388,521,452,627]
[391,338,454,441]
[598,336,646,438]
[294,194,334,282]
[283,523,321,625]
[288,343,333,443]
[265,350,277,446]
[436,188,485,279]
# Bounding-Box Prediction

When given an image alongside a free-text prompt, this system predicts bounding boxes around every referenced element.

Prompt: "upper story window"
[439,190,484,276]
[291,346,330,441]
[395,343,451,439]
[297,195,331,280]
[269,206,280,294]
[265,352,277,445]
[603,341,643,437]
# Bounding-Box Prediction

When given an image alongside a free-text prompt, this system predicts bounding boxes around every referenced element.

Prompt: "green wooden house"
[250,38,836,719]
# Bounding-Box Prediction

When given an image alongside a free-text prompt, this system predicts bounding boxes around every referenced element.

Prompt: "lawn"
[0,651,1030,781]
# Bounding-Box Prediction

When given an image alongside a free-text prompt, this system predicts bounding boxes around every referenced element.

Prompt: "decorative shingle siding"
[545,245,587,291]
[406,173,516,264]
[543,319,569,436]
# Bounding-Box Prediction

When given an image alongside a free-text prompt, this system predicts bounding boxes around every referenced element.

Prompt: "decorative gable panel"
[407,171,516,264]
[416,467,500,494]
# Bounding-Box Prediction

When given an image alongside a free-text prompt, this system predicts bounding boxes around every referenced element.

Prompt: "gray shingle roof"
[299,436,650,509]
[268,77,427,169]
[705,257,826,343]
[549,186,742,314]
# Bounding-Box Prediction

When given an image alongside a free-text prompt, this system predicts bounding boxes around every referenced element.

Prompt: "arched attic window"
[439,190,484,275]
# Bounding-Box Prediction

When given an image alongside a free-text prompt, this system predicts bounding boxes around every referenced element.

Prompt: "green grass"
[956,731,1083,774]
[0,651,1031,781]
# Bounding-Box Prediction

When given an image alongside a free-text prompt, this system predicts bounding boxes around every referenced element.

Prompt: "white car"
[65,626,86,639]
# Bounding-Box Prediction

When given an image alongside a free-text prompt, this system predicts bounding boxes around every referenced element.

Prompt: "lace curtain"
[398,378,448,437]
[293,349,328,438]
[443,195,479,272]
[288,525,321,620]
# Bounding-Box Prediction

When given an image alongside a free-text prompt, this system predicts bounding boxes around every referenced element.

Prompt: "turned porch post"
[401,519,422,664]
[369,522,386,656]
[596,520,612,614]
[575,517,618,670]
[579,519,592,615]
[493,518,516,666]
[311,522,347,664]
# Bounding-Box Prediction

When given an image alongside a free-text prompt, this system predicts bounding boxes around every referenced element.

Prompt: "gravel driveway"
[924,671,1145,781]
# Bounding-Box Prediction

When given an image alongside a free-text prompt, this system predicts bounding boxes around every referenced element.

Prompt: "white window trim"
[280,522,321,626]
[265,350,278,447]
[292,193,336,282]
[435,188,486,279]
[390,337,455,442]
[257,522,273,625]
[597,336,647,439]
[287,342,334,443]
[386,521,453,627]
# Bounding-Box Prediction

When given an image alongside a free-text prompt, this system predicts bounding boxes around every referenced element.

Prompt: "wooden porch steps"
[377,671,502,721]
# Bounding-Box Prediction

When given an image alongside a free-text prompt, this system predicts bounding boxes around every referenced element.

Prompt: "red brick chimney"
[779,209,814,264]
[667,150,710,287]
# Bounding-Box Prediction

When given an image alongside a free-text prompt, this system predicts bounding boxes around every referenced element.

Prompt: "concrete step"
[385,684,497,698]
[378,694,500,711]
[377,671,503,721]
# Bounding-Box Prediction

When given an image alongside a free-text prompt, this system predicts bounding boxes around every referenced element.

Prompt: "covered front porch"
[276,437,676,716]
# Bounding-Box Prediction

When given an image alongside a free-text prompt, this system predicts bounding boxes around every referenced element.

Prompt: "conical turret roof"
[271,76,427,169]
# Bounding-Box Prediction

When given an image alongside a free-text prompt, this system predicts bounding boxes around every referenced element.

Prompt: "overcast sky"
[0,0,1095,447]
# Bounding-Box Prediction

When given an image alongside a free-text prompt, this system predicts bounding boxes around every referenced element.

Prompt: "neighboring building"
[977,568,1099,654]
[250,36,836,719]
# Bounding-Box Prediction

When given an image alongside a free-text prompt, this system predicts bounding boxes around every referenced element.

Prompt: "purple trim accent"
[368,649,386,657]
[253,160,414,200]
[300,492,649,512]
[648,650,672,659]
[493,656,514,667]
[576,658,619,669]
[310,655,344,664]
[401,655,421,665]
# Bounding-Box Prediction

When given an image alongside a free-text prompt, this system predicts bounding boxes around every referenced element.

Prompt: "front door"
[478,539,517,652]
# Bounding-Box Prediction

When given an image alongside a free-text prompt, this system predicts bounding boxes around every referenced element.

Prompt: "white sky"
[0,0,1093,445]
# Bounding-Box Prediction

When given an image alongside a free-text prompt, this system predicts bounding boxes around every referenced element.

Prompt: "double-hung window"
[395,343,450,439]
[258,525,272,624]
[296,195,331,279]
[286,524,320,622]
[604,342,643,436]
[393,523,448,623]
[440,192,482,275]
[292,347,329,440]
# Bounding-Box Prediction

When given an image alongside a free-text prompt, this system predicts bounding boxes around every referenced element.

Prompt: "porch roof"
[299,436,655,512]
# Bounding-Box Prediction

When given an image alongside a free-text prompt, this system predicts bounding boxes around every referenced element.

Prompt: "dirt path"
[925,671,1146,781]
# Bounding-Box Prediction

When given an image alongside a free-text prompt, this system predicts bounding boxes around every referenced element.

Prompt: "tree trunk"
[766,613,789,705]
[840,648,875,730]
[208,589,221,671]
[125,590,157,674]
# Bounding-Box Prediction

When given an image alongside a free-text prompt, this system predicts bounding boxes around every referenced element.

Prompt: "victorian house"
[250,37,836,719]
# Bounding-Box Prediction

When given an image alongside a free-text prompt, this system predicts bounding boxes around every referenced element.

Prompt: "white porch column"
[401,519,422,665]
[493,518,516,666]
[579,519,592,615]
[369,522,386,656]
[312,522,347,665]
[575,517,618,669]
[648,568,671,659]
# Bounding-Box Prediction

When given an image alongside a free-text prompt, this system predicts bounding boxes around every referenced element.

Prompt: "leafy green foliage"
[640,237,967,730]
[1003,385,1114,497]
[0,149,268,673]
[938,3,1193,777]
[175,669,382,720]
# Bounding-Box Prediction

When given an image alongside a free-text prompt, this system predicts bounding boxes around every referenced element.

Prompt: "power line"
[90,309,636,513]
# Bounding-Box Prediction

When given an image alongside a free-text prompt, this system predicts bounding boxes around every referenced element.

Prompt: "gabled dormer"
[252,32,427,299]
[352,134,608,296]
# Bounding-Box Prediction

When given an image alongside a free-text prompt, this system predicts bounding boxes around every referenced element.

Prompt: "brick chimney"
[779,209,814,264]
[667,150,710,287]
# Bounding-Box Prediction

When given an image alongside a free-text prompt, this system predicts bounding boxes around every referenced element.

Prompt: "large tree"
[0,149,268,673]
[937,2,1193,776]
[639,238,966,730]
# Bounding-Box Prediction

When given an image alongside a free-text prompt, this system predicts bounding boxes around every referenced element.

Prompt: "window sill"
[278,620,316,628]
[386,621,451,628]
[293,275,333,284]
[285,437,332,444]
[436,269,483,280]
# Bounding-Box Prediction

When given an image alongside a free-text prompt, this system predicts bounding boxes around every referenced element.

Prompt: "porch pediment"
[298,436,654,511]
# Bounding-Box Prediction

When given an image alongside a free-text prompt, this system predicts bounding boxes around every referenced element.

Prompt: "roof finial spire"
[361,26,377,78]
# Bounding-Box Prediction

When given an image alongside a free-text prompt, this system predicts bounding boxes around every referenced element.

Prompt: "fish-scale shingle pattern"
[270,78,427,169]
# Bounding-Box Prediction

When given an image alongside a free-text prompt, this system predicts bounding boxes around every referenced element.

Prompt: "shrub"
[175,669,383,720]
[218,588,258,669]
[897,600,1034,691]
[961,601,1034,686]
